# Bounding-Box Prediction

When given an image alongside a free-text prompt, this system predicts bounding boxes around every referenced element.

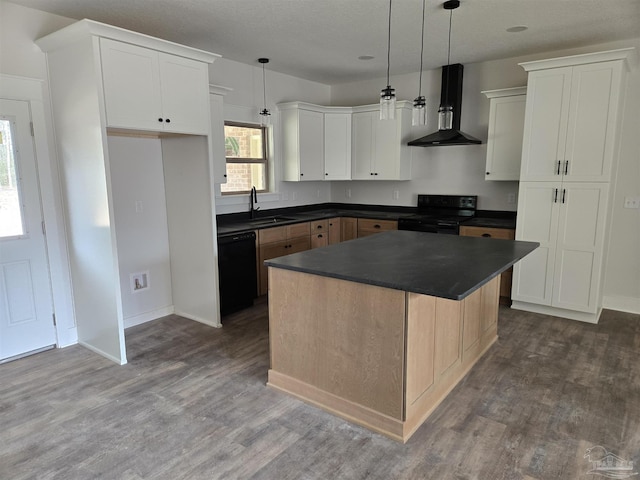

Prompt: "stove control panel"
[417,195,477,210]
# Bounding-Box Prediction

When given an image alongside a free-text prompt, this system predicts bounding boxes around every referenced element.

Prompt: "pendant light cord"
[386,0,392,86]
[262,62,267,111]
[417,0,426,97]
[444,6,453,108]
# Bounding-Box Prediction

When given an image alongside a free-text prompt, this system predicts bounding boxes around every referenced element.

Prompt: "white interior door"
[0,99,56,361]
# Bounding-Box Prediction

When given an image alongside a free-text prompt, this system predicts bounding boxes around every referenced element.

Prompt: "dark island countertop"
[265,230,538,300]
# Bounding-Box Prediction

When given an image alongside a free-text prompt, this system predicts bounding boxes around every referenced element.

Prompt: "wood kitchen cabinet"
[351,102,413,181]
[481,87,526,181]
[100,38,211,135]
[258,222,311,295]
[357,218,398,238]
[310,220,329,249]
[327,218,341,245]
[459,225,515,304]
[341,218,357,242]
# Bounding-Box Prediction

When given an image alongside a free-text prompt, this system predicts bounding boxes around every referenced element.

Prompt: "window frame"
[222,121,269,195]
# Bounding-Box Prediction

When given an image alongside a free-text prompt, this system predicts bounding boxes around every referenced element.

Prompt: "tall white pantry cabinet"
[512,48,635,323]
[37,20,221,364]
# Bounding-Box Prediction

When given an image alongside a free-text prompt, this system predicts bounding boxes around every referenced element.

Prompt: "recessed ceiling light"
[506,25,528,33]
[358,55,375,61]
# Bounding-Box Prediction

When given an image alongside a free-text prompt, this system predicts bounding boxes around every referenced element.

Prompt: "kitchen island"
[265,231,537,442]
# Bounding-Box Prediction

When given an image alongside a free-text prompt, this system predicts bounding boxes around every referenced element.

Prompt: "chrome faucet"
[249,186,259,219]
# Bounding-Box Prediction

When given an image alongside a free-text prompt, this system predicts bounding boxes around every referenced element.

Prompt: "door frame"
[0,74,76,347]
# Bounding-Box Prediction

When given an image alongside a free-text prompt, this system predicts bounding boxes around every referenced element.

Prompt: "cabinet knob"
[317,225,323,229]
[374,224,381,229]
[325,173,328,176]
[300,173,304,176]
[374,172,378,176]
[482,233,491,238]
[370,173,374,176]
[223,174,227,178]
[486,172,490,175]
[165,118,171,123]
[318,234,323,238]
[158,118,164,122]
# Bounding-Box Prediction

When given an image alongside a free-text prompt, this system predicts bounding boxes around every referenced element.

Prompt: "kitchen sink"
[248,216,298,226]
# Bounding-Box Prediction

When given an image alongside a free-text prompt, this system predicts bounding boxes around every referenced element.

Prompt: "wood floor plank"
[1,304,639,479]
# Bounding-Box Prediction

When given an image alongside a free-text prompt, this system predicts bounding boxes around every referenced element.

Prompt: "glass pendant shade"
[380,86,396,120]
[412,96,426,126]
[259,108,271,126]
[438,105,453,130]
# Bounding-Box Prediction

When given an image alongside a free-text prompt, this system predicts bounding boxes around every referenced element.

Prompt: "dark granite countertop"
[216,207,414,237]
[265,230,538,300]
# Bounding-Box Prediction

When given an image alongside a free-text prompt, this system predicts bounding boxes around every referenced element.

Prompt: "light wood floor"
[1,302,639,479]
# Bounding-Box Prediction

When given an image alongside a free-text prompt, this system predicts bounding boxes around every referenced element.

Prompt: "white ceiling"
[8,0,640,85]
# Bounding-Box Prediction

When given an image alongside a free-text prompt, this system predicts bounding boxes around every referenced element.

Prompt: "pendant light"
[438,0,458,131]
[380,0,396,120]
[258,58,271,125]
[412,0,427,126]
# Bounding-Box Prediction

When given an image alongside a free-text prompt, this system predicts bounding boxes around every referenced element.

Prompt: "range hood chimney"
[408,64,481,147]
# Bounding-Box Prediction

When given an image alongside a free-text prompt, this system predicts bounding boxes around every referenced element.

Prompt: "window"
[0,117,25,238]
[221,122,269,194]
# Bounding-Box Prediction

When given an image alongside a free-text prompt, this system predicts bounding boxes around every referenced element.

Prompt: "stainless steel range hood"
[408,64,481,147]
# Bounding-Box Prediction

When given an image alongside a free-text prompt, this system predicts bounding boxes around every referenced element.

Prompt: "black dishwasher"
[217,231,257,316]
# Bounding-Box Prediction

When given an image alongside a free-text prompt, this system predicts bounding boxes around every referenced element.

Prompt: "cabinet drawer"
[311,219,329,232]
[258,226,287,244]
[459,226,515,240]
[287,222,311,239]
[357,218,397,237]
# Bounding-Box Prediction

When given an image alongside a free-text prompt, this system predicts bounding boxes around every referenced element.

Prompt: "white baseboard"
[124,305,175,329]
[602,295,640,315]
[56,326,78,348]
[78,340,127,365]
[173,309,222,328]
[510,301,601,324]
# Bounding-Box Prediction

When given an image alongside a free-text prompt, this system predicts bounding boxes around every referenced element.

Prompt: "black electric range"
[398,195,477,235]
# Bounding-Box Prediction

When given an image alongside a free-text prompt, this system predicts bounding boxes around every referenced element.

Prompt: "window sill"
[215,192,281,206]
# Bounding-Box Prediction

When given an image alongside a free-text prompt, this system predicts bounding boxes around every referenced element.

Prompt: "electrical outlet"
[282,192,289,201]
[316,189,321,199]
[135,200,143,213]
[345,188,352,199]
[393,190,400,200]
[507,193,516,205]
[624,196,640,209]
[292,192,297,201]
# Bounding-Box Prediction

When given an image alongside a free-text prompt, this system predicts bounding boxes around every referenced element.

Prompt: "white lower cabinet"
[512,182,608,319]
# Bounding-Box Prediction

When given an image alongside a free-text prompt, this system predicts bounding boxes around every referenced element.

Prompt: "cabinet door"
[512,182,561,306]
[100,38,162,131]
[351,112,374,179]
[158,53,210,135]
[324,113,352,180]
[340,217,357,242]
[520,67,572,182]
[373,117,399,179]
[298,109,324,181]
[311,233,328,249]
[485,94,526,181]
[210,93,227,183]
[259,241,288,295]
[552,183,608,312]
[327,217,341,245]
[357,218,397,237]
[563,61,622,182]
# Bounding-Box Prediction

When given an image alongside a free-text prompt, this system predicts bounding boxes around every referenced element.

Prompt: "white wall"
[108,136,174,327]
[0,1,77,346]
[209,57,333,215]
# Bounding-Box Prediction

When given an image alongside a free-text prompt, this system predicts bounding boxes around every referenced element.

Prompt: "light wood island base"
[267,267,500,443]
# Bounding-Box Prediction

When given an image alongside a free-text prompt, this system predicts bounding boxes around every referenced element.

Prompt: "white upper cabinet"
[351,102,412,180]
[280,104,325,181]
[519,50,631,183]
[280,102,352,181]
[100,38,211,135]
[324,112,352,180]
[482,87,526,181]
[209,85,233,184]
